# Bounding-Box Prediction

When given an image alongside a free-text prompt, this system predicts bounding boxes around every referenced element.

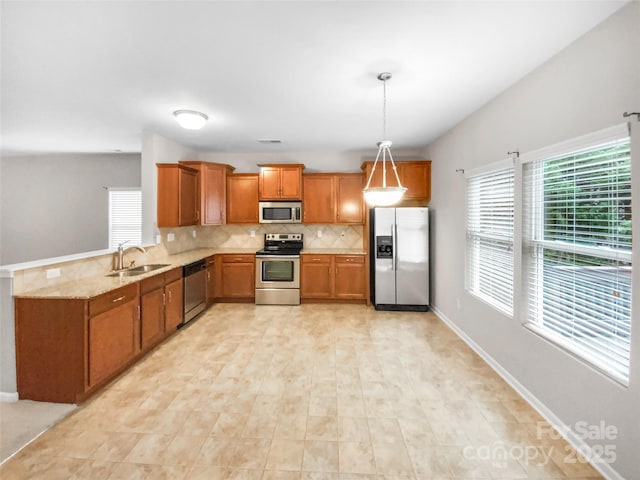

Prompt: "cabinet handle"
[163,292,166,306]
[168,290,172,302]
[207,272,210,280]
[137,305,141,319]
[112,295,126,303]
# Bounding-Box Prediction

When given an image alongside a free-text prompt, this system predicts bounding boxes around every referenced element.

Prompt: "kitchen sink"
[106,263,171,277]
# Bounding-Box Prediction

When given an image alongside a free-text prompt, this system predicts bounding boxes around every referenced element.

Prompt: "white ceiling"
[0,1,628,156]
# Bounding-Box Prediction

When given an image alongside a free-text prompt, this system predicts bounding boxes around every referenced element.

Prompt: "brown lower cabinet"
[205,255,215,306]
[140,274,166,352]
[215,254,255,301]
[301,254,366,301]
[15,268,183,404]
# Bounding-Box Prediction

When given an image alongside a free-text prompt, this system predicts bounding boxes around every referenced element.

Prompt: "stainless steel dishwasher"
[182,259,207,325]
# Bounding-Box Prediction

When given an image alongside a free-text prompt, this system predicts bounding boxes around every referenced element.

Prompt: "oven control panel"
[265,233,302,241]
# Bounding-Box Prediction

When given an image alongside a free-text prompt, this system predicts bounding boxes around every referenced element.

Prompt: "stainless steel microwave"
[259,201,302,224]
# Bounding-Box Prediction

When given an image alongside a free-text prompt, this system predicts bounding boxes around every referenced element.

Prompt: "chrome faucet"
[114,241,147,271]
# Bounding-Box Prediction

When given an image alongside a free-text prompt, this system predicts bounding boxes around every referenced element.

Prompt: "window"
[522,125,632,384]
[109,189,142,249]
[466,163,515,315]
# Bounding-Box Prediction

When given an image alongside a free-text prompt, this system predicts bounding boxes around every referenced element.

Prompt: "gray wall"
[1,153,141,265]
[425,3,639,479]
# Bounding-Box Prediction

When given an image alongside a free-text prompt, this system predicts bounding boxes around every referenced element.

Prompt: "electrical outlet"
[192,230,197,238]
[317,230,322,238]
[155,234,161,244]
[46,268,61,279]
[250,230,256,238]
[167,233,175,242]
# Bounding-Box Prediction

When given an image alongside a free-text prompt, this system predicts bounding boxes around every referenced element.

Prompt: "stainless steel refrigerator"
[370,207,430,311]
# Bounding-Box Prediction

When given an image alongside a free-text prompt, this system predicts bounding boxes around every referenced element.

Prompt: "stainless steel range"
[255,233,303,305]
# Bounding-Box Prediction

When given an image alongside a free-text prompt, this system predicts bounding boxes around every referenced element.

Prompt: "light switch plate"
[250,230,256,238]
[167,233,175,242]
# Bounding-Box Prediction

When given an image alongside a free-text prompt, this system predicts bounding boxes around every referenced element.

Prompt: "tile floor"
[0,304,604,479]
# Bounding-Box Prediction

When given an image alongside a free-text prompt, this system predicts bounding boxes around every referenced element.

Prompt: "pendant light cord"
[382,78,387,140]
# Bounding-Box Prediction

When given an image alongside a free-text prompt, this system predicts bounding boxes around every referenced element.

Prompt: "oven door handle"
[256,255,301,259]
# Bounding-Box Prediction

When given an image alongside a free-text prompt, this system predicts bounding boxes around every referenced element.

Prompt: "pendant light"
[363,72,407,207]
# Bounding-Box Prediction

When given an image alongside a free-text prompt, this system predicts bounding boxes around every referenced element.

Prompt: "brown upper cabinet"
[259,164,304,200]
[179,161,235,225]
[361,160,432,204]
[227,174,259,223]
[303,173,364,225]
[157,163,200,227]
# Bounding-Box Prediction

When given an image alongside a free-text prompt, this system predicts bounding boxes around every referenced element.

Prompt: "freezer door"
[395,208,429,306]
[373,208,396,305]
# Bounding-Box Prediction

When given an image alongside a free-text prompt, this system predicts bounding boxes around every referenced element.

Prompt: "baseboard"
[431,305,624,480]
[0,391,19,403]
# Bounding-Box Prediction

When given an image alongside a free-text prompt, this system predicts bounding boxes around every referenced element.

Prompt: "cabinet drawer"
[140,273,165,295]
[222,254,254,263]
[335,255,365,264]
[165,266,183,284]
[302,254,331,264]
[89,284,138,317]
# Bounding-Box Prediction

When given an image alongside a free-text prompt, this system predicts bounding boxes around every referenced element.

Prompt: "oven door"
[256,255,300,289]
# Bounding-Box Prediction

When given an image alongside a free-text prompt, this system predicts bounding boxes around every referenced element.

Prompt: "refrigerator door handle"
[393,224,398,271]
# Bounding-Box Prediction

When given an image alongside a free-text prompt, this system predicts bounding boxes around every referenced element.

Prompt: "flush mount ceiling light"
[173,110,208,130]
[363,72,407,207]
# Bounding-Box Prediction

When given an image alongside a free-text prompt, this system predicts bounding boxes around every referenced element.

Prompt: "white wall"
[196,148,425,173]
[425,3,639,479]
[0,153,141,265]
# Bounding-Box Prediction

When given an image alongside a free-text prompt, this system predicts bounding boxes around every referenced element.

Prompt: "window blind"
[109,189,142,249]
[522,131,632,384]
[466,165,514,315]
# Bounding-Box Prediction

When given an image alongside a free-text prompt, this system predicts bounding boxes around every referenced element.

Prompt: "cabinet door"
[88,299,138,387]
[227,175,259,223]
[399,162,431,201]
[279,166,302,199]
[303,175,335,223]
[206,265,215,306]
[334,256,366,299]
[301,255,333,298]
[141,288,165,350]
[157,165,180,228]
[203,165,225,225]
[259,167,281,200]
[221,258,255,298]
[336,174,364,224]
[165,278,184,332]
[179,167,199,226]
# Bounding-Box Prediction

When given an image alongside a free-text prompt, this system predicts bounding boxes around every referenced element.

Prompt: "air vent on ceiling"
[258,139,283,144]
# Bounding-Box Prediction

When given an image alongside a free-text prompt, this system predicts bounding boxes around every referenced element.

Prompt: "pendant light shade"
[173,110,208,130]
[363,73,407,207]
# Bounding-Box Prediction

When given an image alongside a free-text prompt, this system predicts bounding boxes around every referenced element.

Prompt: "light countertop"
[14,247,367,299]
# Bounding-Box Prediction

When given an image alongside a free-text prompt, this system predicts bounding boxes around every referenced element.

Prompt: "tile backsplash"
[159,224,364,252]
[13,224,364,294]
